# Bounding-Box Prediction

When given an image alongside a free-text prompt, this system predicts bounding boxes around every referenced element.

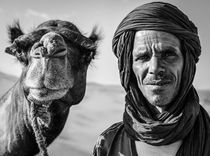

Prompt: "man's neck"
[156,106,165,113]
[135,140,182,156]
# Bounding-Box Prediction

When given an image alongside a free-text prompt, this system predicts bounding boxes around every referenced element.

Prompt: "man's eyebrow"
[133,50,150,59]
[161,46,180,52]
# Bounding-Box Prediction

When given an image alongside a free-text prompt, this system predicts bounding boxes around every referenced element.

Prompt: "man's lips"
[143,80,173,94]
[145,80,172,86]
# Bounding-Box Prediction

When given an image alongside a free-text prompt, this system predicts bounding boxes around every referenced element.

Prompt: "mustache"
[143,75,174,85]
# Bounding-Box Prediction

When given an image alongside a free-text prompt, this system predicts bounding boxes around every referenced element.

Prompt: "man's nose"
[148,56,165,75]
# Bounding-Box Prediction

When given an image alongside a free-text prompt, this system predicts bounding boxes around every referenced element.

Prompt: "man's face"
[132,30,184,109]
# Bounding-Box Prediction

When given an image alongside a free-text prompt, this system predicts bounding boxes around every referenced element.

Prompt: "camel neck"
[0,82,71,155]
[0,84,31,154]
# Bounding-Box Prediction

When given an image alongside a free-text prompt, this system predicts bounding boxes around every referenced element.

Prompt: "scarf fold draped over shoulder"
[111,2,210,156]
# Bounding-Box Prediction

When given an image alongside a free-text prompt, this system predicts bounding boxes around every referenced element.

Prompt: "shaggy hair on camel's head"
[7,20,99,66]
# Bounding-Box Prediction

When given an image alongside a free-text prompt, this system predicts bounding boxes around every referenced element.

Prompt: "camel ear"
[89,26,101,44]
[7,20,24,43]
[85,26,101,62]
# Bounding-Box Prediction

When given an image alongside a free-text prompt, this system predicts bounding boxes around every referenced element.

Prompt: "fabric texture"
[94,2,210,156]
[93,122,138,156]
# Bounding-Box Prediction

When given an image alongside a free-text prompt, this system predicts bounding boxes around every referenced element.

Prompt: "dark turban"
[112,2,210,156]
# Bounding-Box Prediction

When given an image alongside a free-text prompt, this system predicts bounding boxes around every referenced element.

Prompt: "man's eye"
[135,54,150,61]
[162,50,177,58]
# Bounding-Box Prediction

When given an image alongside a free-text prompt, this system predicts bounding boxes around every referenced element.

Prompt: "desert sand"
[0,72,210,156]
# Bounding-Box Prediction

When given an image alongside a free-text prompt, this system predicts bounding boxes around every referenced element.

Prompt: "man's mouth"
[145,80,172,86]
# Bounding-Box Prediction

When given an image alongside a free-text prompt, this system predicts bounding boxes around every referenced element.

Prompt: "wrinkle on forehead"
[135,30,180,46]
[134,30,181,52]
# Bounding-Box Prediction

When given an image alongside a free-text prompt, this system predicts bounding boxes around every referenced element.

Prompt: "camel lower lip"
[29,88,68,97]
[28,88,68,102]
[30,88,67,92]
[33,88,47,94]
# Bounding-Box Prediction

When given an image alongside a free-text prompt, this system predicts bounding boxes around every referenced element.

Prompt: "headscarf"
[112,2,210,156]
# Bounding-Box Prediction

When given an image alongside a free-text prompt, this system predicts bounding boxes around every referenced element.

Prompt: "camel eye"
[16,52,28,65]
[16,49,22,56]
[14,47,28,65]
[11,40,29,65]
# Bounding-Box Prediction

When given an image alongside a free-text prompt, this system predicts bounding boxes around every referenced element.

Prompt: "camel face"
[25,32,74,102]
[5,20,99,104]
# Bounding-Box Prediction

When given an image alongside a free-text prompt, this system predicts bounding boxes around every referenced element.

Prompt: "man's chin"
[146,94,171,108]
[143,85,176,106]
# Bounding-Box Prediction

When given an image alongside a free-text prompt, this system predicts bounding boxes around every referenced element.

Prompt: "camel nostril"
[55,47,66,53]
[31,47,48,58]
[53,47,67,57]
[33,42,43,49]
[40,33,66,56]
[30,32,68,58]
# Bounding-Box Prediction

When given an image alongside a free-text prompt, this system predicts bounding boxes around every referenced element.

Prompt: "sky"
[0,0,210,89]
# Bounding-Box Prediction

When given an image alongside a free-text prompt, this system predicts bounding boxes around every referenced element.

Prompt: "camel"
[0,20,99,156]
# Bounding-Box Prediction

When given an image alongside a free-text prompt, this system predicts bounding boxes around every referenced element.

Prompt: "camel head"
[5,20,99,105]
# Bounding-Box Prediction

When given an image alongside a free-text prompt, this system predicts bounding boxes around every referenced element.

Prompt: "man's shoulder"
[93,121,124,156]
[96,121,124,147]
[101,121,124,137]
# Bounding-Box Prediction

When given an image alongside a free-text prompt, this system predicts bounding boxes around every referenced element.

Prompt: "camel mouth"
[30,87,68,92]
[28,87,69,103]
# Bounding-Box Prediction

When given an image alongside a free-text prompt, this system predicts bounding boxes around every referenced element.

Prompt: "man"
[93,2,210,156]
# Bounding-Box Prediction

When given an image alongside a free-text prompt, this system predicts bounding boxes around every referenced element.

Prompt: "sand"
[0,72,210,156]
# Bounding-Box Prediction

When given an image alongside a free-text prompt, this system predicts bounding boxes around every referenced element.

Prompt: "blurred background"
[0,0,210,88]
[0,0,210,155]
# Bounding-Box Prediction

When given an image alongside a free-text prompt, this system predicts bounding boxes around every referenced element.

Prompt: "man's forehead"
[134,30,181,49]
